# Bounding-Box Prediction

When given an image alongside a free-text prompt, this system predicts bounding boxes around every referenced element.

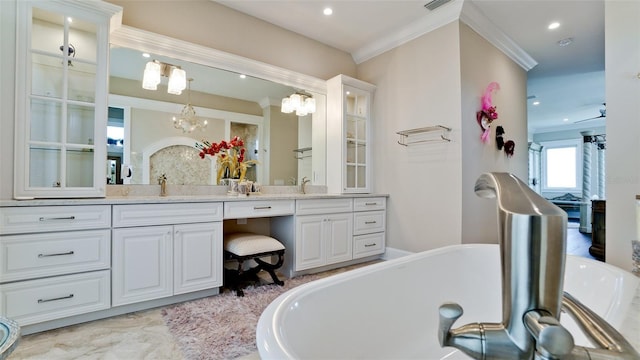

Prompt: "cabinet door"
[343,85,370,193]
[325,213,353,265]
[112,226,173,306]
[173,222,222,295]
[295,215,325,271]
[14,1,121,198]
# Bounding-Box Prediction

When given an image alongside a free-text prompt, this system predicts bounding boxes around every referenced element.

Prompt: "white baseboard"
[382,247,415,261]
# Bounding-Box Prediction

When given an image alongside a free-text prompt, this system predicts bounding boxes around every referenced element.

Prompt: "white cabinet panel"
[224,200,295,219]
[353,197,386,212]
[353,211,386,235]
[295,213,352,271]
[326,215,353,265]
[112,202,223,228]
[0,229,110,282]
[295,215,325,270]
[353,232,385,259]
[173,222,222,295]
[112,226,173,306]
[295,198,353,215]
[0,270,110,326]
[0,205,111,235]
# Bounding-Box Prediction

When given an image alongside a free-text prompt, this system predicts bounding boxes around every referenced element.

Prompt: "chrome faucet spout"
[561,292,640,360]
[439,172,568,359]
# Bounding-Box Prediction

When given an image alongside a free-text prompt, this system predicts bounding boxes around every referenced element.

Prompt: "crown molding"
[352,0,464,64]
[351,0,537,72]
[110,26,327,95]
[459,0,537,71]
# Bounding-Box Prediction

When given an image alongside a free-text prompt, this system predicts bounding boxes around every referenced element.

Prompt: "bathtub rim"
[256,243,639,359]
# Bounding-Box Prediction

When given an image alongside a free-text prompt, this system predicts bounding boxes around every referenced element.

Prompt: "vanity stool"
[223,232,285,296]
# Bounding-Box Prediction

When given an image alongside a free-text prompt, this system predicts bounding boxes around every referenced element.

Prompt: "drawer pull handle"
[365,202,378,206]
[364,243,377,247]
[39,216,76,221]
[253,206,272,210]
[365,221,377,224]
[38,294,74,303]
[38,251,75,258]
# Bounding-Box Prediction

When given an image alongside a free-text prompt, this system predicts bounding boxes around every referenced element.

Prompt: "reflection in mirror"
[108,45,324,186]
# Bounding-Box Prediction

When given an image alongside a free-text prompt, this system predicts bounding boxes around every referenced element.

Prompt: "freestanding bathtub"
[257,244,639,359]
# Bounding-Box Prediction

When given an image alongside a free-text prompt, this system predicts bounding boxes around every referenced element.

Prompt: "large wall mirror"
[108,27,327,186]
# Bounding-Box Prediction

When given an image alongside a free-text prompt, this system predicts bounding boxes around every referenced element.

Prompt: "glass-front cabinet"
[14,0,121,198]
[327,75,376,193]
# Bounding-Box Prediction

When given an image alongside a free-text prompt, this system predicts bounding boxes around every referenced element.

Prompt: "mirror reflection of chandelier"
[172,79,208,133]
[281,91,316,116]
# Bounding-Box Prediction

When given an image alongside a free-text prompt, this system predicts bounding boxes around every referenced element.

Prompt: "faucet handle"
[438,302,463,346]
[524,310,574,358]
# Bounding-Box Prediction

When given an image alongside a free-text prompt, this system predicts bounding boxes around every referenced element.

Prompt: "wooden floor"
[566,220,596,260]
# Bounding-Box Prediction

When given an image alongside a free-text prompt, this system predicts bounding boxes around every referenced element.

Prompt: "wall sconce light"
[142,60,187,95]
[281,92,316,116]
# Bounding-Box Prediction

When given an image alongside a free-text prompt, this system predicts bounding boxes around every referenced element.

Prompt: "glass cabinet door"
[344,86,369,191]
[15,1,121,198]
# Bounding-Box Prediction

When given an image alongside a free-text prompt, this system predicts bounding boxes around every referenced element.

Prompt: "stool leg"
[254,254,285,286]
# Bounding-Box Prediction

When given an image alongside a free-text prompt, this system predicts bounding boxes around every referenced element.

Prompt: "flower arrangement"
[476,82,500,143]
[196,136,258,184]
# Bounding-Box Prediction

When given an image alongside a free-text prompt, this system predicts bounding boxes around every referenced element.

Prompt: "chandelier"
[172,79,208,133]
[281,92,316,116]
[142,60,187,95]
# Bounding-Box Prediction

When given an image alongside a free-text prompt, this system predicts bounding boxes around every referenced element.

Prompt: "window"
[541,139,582,192]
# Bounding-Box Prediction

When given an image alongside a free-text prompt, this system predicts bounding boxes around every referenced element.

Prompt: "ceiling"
[216,0,606,133]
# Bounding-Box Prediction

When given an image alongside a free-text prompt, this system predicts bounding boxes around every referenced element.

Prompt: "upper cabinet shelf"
[396,125,451,146]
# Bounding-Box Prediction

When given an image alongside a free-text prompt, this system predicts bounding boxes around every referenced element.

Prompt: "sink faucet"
[301,176,311,194]
[158,173,167,197]
[438,172,639,360]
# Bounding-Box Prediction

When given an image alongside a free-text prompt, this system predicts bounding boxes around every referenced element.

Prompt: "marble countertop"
[0,185,388,207]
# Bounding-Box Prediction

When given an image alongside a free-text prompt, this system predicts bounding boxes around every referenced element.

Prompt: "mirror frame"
[109,25,328,186]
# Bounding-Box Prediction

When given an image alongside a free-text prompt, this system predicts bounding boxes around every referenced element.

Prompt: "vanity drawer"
[353,232,385,259]
[353,211,386,235]
[0,270,111,326]
[0,230,111,283]
[112,202,223,228]
[353,197,386,212]
[0,205,111,235]
[224,200,295,219]
[295,198,353,215]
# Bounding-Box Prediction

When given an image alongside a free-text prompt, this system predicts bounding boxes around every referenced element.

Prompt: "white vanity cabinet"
[13,0,122,198]
[353,197,386,258]
[111,203,223,306]
[292,199,354,271]
[327,75,376,194]
[0,205,112,326]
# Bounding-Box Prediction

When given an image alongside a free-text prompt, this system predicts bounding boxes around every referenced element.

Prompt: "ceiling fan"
[574,103,606,124]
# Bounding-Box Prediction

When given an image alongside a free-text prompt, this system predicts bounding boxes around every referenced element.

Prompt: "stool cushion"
[224,233,285,256]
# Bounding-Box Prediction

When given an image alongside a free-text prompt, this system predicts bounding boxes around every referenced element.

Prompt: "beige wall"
[357,21,527,253]
[106,0,356,80]
[605,1,640,271]
[357,22,464,252]
[459,22,528,244]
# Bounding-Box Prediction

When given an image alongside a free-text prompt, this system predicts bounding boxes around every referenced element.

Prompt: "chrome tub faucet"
[438,172,639,360]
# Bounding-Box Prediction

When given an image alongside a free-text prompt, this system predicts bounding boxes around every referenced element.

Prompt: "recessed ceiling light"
[548,22,560,30]
[323,7,333,16]
[142,53,150,58]
[67,17,73,23]
[557,37,573,47]
[239,74,246,79]
[532,101,540,106]
[563,118,569,122]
